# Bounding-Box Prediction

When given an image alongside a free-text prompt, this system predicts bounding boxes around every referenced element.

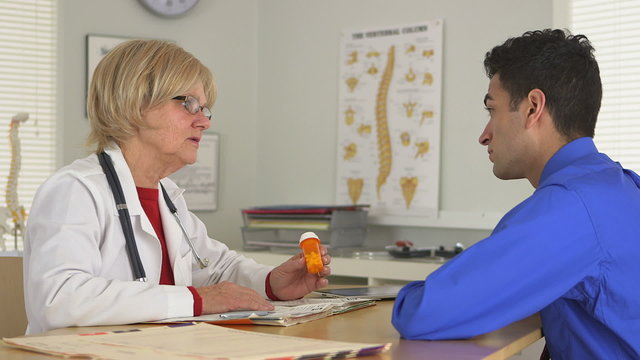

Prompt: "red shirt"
[137,187,202,315]
[136,187,174,285]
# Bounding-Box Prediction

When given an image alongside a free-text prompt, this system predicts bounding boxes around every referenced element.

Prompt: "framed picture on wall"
[85,34,130,111]
[169,132,220,211]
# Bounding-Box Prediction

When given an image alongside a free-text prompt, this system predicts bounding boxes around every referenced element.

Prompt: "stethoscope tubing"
[98,152,147,282]
[160,183,209,269]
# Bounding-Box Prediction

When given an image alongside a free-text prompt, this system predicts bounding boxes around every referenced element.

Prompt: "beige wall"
[58,0,552,250]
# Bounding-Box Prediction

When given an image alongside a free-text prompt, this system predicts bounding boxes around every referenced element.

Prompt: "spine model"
[5,113,29,241]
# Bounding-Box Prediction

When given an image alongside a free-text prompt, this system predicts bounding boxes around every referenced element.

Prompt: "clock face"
[138,0,200,18]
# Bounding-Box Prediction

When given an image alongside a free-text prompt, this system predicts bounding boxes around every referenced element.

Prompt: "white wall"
[58,0,552,250]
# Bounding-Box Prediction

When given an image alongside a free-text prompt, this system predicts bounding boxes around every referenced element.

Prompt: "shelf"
[368,209,504,230]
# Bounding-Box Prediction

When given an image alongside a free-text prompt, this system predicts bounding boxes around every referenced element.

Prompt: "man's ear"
[524,88,546,129]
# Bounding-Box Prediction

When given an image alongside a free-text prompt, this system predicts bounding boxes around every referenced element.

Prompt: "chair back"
[0,256,27,337]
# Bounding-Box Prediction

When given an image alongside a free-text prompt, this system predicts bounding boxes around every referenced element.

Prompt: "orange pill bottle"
[299,232,323,274]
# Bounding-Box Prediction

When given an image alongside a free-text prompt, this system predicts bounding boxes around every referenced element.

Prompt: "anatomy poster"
[335,20,442,217]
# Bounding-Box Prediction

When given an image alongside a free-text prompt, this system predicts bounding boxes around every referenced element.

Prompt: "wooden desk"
[0,301,541,360]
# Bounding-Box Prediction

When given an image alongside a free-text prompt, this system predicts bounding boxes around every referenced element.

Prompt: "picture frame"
[85,34,131,109]
[169,132,220,211]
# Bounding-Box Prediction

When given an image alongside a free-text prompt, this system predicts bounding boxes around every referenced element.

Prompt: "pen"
[219,311,271,319]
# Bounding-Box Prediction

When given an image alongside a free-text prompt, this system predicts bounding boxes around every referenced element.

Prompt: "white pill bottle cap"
[299,232,319,244]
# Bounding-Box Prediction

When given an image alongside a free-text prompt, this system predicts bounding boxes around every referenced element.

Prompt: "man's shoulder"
[536,154,640,222]
[542,152,624,188]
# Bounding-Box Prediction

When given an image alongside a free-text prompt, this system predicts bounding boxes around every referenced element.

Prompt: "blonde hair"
[86,39,216,152]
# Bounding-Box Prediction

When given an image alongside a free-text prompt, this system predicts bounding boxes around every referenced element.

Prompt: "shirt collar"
[539,137,598,186]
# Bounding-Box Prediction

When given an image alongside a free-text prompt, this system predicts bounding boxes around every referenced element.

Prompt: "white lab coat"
[23,146,272,334]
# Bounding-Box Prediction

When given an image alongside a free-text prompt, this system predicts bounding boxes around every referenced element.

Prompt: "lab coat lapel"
[158,181,191,285]
[104,147,157,238]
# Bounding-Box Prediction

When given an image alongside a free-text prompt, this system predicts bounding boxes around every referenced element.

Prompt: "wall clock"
[138,0,200,18]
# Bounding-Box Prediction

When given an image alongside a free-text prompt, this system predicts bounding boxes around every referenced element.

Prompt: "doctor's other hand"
[197,281,275,314]
[269,246,332,300]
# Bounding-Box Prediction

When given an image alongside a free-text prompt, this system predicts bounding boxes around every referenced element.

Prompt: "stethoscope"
[98,151,209,282]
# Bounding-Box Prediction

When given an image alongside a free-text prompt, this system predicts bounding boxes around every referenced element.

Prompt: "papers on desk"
[3,322,391,360]
[151,297,376,326]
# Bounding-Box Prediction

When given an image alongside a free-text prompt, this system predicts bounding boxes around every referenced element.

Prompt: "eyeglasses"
[172,95,212,120]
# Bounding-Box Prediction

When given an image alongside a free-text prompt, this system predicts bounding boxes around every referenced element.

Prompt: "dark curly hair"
[484,29,602,140]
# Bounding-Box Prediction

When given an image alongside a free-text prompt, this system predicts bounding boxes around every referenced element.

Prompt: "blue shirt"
[392,138,640,359]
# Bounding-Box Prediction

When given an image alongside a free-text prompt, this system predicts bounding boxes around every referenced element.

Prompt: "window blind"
[570,0,640,172]
[0,0,57,251]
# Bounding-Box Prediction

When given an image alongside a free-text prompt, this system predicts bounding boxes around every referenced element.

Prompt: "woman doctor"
[23,39,331,335]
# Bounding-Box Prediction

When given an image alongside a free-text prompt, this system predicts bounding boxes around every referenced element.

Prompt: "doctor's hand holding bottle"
[196,242,331,314]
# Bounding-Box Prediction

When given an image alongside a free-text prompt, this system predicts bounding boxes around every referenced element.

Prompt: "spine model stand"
[2,112,29,250]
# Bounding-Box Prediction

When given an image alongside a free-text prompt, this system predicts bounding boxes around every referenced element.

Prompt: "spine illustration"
[347,177,364,205]
[375,45,395,199]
